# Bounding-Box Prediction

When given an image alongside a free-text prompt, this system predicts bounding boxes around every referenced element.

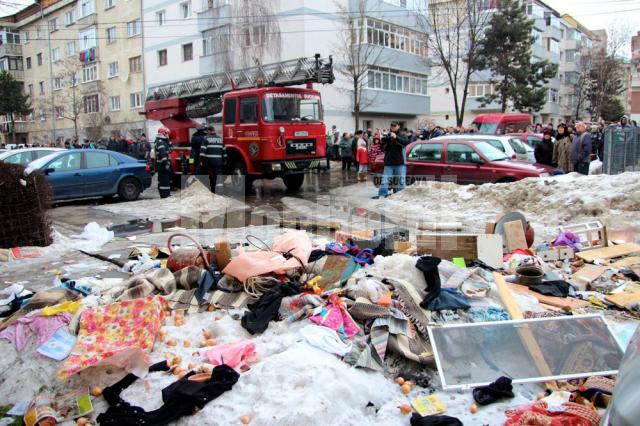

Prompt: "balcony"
[76,13,97,29]
[532,43,546,60]
[533,18,545,31]
[7,69,24,80]
[79,47,98,64]
[360,89,429,115]
[544,25,562,41]
[0,43,22,56]
[200,51,233,75]
[562,39,579,51]
[197,3,232,32]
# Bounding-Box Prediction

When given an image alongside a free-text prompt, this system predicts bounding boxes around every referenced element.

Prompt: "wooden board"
[476,234,503,269]
[493,273,557,390]
[576,243,640,263]
[503,220,528,252]
[508,282,590,311]
[609,256,640,269]
[572,264,607,285]
[416,233,478,259]
[605,284,640,309]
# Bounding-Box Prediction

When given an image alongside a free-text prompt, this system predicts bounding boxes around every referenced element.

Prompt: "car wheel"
[118,177,142,201]
[496,177,516,184]
[282,174,304,192]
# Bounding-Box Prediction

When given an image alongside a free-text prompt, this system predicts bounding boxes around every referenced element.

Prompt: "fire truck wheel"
[118,177,142,201]
[282,174,304,192]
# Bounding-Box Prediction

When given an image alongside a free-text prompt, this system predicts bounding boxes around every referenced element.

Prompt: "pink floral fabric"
[0,310,71,351]
[58,295,167,379]
[310,295,360,339]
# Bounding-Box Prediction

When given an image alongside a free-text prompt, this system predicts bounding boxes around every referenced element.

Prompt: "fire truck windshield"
[262,92,322,122]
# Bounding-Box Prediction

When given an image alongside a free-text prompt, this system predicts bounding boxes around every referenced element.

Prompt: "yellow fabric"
[41,300,83,316]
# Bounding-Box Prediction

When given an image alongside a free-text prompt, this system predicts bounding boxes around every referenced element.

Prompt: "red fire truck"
[144,54,334,191]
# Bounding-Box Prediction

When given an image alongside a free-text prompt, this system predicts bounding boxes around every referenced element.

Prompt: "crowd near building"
[0,0,636,145]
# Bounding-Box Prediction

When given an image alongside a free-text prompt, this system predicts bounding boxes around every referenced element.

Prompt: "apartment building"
[427,0,600,127]
[0,0,145,146]
[143,0,430,134]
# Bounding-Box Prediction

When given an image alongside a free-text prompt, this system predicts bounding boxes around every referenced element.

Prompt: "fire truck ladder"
[146,54,334,102]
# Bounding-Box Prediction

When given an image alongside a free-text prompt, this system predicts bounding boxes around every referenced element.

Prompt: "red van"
[471,113,532,135]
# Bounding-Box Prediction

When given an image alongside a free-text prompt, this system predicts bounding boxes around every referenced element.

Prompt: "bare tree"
[422,0,490,126]
[606,21,633,59]
[334,0,382,131]
[587,47,625,121]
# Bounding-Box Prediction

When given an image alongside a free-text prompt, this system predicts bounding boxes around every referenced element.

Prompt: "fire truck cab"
[222,86,325,191]
[144,55,334,192]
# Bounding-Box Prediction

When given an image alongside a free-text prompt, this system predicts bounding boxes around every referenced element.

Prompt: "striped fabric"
[165,288,258,314]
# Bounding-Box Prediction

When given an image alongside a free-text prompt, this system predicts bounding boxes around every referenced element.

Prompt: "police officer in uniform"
[155,127,173,198]
[190,125,207,173]
[199,126,224,192]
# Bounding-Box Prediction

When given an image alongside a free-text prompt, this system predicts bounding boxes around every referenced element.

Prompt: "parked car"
[370,139,556,185]
[470,113,532,135]
[434,134,535,162]
[26,150,152,201]
[0,147,64,166]
[507,132,546,149]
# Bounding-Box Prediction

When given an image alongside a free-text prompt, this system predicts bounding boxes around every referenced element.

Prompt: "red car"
[371,139,556,185]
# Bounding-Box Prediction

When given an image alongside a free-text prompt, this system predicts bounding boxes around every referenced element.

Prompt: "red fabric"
[356,146,368,164]
[504,401,601,426]
[368,144,382,165]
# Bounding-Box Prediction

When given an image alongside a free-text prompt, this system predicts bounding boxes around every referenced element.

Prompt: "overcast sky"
[542,0,639,34]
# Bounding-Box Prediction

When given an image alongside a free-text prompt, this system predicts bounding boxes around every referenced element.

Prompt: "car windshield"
[262,92,322,122]
[508,138,528,154]
[472,121,498,134]
[25,152,60,174]
[472,141,509,161]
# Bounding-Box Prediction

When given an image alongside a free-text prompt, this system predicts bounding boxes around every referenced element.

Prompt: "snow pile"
[95,179,247,220]
[377,172,640,239]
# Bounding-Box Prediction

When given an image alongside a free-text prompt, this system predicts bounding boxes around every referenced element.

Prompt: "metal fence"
[603,126,640,175]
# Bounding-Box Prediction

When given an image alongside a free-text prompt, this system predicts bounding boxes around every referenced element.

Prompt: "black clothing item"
[308,249,328,263]
[201,134,224,168]
[415,256,442,309]
[118,139,129,153]
[381,132,411,166]
[107,139,118,151]
[410,413,463,426]
[342,157,352,171]
[97,363,239,426]
[528,280,571,298]
[472,376,514,406]
[195,263,222,304]
[534,139,554,166]
[190,131,206,167]
[156,139,173,198]
[241,282,300,334]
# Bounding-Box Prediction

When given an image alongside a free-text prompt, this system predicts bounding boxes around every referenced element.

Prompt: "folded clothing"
[528,280,571,298]
[473,376,514,405]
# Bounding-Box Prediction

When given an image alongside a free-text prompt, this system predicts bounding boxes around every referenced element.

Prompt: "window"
[65,10,75,26]
[239,97,258,123]
[202,26,231,55]
[446,144,481,164]
[67,41,76,56]
[548,38,559,54]
[468,83,495,98]
[36,26,42,39]
[79,28,97,50]
[69,74,77,86]
[55,106,64,118]
[548,88,559,103]
[104,0,115,9]
[49,18,58,32]
[365,18,426,56]
[241,24,265,46]
[408,143,443,162]
[23,30,30,43]
[86,152,110,168]
[180,1,191,19]
[39,81,45,94]
[508,138,527,155]
[366,66,429,95]
[79,0,95,18]
[36,53,42,66]
[182,43,193,61]
[28,84,33,95]
[40,111,46,121]
[84,94,100,113]
[157,49,167,66]
[53,77,63,90]
[106,27,116,43]
[127,19,141,37]
[26,57,31,69]
[109,95,120,111]
[4,29,20,44]
[484,139,505,152]
[51,48,60,61]
[156,10,166,26]
[566,49,576,62]
[130,92,143,109]
[129,56,142,73]
[49,153,82,171]
[224,98,236,124]
[82,63,98,82]
[107,61,118,77]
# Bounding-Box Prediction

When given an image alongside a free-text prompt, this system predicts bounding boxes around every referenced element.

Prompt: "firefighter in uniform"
[190,125,207,173]
[199,126,224,192]
[155,127,173,198]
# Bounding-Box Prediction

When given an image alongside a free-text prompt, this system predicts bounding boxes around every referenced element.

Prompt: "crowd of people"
[1,134,152,161]
[327,115,636,198]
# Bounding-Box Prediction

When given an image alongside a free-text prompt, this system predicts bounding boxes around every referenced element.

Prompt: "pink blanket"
[0,310,71,351]
[205,339,256,368]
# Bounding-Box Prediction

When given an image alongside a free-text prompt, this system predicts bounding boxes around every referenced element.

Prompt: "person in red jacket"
[356,138,369,182]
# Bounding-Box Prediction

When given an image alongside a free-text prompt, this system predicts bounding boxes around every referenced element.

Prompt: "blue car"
[26,150,152,201]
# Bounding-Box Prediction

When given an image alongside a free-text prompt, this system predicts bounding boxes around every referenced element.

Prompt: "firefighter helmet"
[156,127,171,140]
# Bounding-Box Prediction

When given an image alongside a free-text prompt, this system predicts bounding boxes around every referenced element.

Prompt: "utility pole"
[39,1,56,145]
